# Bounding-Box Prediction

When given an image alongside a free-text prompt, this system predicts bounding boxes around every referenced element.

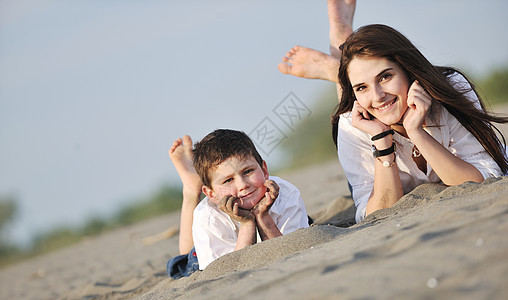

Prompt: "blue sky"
[1,0,507,246]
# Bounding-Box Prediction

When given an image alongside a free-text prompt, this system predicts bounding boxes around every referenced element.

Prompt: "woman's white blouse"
[337,72,503,222]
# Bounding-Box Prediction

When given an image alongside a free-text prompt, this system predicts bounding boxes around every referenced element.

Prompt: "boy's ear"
[202,185,219,204]
[262,160,269,180]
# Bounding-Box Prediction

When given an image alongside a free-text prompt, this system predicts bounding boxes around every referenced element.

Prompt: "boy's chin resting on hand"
[252,180,279,218]
[218,195,255,224]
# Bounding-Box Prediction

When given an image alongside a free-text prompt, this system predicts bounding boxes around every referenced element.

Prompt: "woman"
[331,24,508,222]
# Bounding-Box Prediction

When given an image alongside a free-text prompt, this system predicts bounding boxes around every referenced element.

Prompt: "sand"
[2,105,508,300]
[142,176,508,300]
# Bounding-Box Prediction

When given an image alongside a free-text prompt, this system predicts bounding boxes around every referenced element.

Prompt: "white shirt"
[337,72,503,222]
[192,176,309,270]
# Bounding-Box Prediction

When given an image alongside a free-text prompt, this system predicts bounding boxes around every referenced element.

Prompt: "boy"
[167,129,309,279]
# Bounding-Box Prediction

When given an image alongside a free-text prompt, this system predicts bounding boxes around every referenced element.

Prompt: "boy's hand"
[219,195,255,224]
[252,180,282,241]
[265,180,279,200]
[252,180,279,217]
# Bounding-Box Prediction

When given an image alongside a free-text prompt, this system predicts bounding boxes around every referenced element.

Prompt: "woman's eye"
[356,86,365,92]
[380,73,392,81]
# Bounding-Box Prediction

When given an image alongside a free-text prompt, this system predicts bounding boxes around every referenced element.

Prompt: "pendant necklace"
[412,145,421,158]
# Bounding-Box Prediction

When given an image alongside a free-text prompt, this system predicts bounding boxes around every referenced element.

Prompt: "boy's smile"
[204,155,269,210]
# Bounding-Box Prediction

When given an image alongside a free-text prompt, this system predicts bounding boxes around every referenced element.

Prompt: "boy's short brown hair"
[193,129,264,188]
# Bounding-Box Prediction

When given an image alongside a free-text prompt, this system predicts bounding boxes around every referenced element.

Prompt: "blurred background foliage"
[1,62,507,268]
[280,86,338,170]
[475,64,508,106]
[0,185,182,268]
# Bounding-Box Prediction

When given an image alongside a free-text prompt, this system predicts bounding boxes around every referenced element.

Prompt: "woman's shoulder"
[445,70,469,89]
[444,70,482,109]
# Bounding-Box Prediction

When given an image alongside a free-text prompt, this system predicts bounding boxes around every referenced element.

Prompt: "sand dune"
[2,161,508,299]
[143,177,508,300]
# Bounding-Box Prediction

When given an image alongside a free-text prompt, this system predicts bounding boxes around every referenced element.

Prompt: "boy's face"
[203,155,269,210]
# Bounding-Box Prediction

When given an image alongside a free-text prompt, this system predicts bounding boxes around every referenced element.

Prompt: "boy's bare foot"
[171,135,202,254]
[169,135,203,195]
[328,0,356,58]
[278,46,340,83]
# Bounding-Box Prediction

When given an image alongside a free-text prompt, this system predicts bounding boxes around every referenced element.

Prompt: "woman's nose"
[372,84,386,101]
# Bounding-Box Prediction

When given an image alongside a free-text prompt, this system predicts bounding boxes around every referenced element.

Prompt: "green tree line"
[475,64,508,105]
[0,185,182,268]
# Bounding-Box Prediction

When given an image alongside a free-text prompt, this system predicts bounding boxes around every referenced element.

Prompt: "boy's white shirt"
[192,176,309,270]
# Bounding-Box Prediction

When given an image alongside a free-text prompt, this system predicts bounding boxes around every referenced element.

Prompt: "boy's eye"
[223,178,233,184]
[243,169,253,175]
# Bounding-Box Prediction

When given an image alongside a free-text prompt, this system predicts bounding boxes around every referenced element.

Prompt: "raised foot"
[278,45,340,83]
[169,135,203,195]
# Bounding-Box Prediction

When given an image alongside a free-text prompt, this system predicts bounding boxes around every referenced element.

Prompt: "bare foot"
[169,135,202,195]
[328,0,356,58]
[278,45,340,83]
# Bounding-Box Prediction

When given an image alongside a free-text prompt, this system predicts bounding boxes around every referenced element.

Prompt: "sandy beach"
[2,105,508,300]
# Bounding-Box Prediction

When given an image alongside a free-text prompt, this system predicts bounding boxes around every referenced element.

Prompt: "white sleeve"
[337,115,375,222]
[447,72,482,110]
[442,107,503,179]
[192,201,237,270]
[444,73,503,179]
[268,177,309,234]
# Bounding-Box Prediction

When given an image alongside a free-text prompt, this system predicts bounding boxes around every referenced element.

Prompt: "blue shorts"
[166,247,200,279]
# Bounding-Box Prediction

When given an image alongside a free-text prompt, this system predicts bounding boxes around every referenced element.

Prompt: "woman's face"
[348,56,411,125]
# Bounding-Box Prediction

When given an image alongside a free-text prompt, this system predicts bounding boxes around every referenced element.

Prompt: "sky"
[1,0,507,247]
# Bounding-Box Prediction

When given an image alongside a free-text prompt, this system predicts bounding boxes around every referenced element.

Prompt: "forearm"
[179,189,201,254]
[409,130,484,185]
[256,214,282,241]
[366,136,404,216]
[366,152,404,216]
[234,220,257,251]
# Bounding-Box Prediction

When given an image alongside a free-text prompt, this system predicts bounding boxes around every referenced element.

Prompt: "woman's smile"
[373,97,397,112]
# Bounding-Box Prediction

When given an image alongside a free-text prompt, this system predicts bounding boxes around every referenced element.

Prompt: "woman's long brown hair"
[331,24,508,174]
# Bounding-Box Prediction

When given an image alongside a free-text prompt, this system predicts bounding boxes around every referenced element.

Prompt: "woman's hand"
[351,100,390,135]
[402,81,432,137]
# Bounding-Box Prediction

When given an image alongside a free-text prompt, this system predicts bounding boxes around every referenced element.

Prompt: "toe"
[182,135,193,146]
[282,56,292,63]
[277,62,291,74]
